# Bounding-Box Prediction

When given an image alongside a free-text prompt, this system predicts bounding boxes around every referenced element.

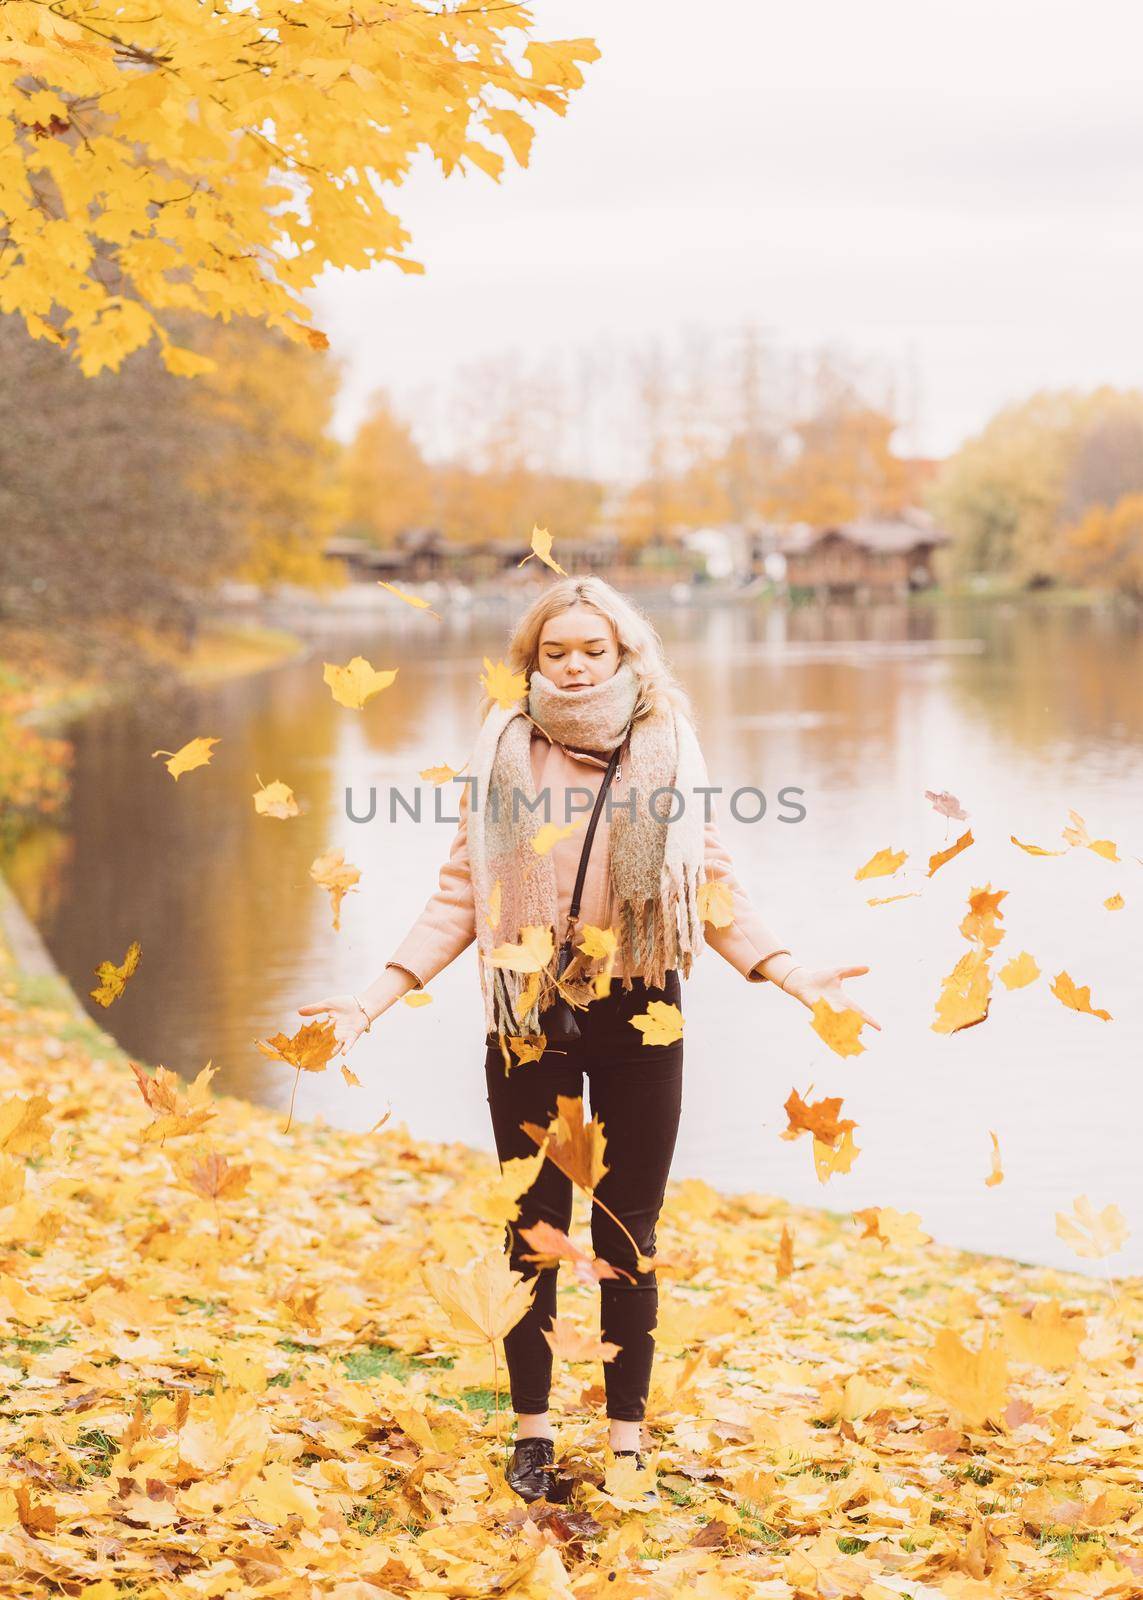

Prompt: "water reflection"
[10,599,1142,1279]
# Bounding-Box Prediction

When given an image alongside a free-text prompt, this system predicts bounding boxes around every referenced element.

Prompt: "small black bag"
[508,730,629,1044]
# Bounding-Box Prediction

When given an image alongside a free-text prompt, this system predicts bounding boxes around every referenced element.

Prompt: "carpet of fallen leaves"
[1,936,1141,1600]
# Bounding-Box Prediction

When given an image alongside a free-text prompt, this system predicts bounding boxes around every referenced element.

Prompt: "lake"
[13,596,1143,1281]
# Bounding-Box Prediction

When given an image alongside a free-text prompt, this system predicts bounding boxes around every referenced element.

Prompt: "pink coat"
[385,729,791,992]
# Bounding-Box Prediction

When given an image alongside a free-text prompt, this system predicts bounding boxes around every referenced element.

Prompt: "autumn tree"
[342,392,436,547]
[0,2,598,376]
[930,387,1143,586]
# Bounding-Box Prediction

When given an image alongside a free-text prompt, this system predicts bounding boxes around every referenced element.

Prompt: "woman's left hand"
[781,965,882,1032]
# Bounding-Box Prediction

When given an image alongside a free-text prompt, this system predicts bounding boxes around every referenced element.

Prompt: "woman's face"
[536,604,620,691]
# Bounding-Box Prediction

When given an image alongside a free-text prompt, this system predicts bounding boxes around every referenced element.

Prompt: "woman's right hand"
[297,994,374,1058]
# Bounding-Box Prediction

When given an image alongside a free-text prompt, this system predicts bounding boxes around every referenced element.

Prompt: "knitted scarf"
[467,658,711,1039]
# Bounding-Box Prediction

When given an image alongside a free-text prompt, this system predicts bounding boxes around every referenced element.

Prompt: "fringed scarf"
[467,658,712,1040]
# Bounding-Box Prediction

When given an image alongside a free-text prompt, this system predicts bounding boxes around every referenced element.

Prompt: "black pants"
[483,970,684,1422]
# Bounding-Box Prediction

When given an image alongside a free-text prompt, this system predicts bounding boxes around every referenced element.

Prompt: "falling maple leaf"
[309,848,361,931]
[1010,834,1067,856]
[401,990,433,1008]
[542,1317,621,1364]
[517,523,568,575]
[517,1219,620,1287]
[376,580,442,619]
[629,999,684,1046]
[928,828,974,876]
[129,1060,218,1142]
[420,760,467,785]
[169,1146,252,1204]
[776,1222,794,1280]
[252,774,298,819]
[697,877,735,928]
[0,1093,52,1158]
[254,1019,340,1131]
[322,656,399,710]
[150,735,220,780]
[855,846,907,880]
[809,998,867,1058]
[782,1086,856,1147]
[932,947,992,1034]
[468,1142,549,1228]
[89,940,141,1006]
[1055,1195,1129,1259]
[999,951,1039,990]
[1050,971,1112,1021]
[959,884,1007,949]
[421,1253,537,1347]
[985,1130,1004,1188]
[867,891,922,906]
[851,1205,932,1249]
[480,656,528,709]
[925,788,968,821]
[1103,892,1124,910]
[487,924,555,974]
[1061,808,1119,861]
[521,1095,609,1193]
[532,818,585,855]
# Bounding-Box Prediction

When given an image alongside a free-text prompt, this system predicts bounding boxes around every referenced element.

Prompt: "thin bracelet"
[351,993,372,1032]
[779,964,804,993]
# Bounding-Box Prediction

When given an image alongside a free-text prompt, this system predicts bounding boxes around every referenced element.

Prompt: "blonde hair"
[475,575,696,727]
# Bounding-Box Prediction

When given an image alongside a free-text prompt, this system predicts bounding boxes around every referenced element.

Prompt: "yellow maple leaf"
[542,1316,621,1364]
[867,891,922,905]
[322,656,398,710]
[1055,1195,1129,1259]
[309,848,361,931]
[486,924,554,973]
[855,846,907,880]
[377,580,442,619]
[89,940,141,1006]
[1050,971,1112,1021]
[812,1126,861,1182]
[1000,1300,1086,1368]
[928,827,974,876]
[517,523,568,575]
[520,1094,609,1192]
[468,1142,549,1228]
[1103,892,1124,910]
[999,951,1039,990]
[697,876,735,928]
[401,990,433,1008]
[150,735,220,779]
[918,1326,1009,1429]
[420,760,466,785]
[1010,833,1067,856]
[480,656,528,709]
[421,1252,536,1346]
[1061,808,1119,861]
[809,998,867,1058]
[532,818,584,855]
[252,775,298,819]
[984,1130,1004,1187]
[629,999,684,1046]
[932,947,992,1034]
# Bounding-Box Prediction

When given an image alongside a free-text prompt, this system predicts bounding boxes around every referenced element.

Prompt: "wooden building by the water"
[756,511,952,598]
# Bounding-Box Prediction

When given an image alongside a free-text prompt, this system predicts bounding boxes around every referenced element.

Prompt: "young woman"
[299,576,880,1503]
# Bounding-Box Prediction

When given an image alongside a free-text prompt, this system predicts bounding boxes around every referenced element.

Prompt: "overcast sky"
[312,0,1143,477]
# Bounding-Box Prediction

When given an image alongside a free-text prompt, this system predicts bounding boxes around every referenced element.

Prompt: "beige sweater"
[385,729,791,992]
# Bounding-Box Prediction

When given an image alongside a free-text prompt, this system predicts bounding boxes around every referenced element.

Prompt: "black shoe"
[506,1435,557,1502]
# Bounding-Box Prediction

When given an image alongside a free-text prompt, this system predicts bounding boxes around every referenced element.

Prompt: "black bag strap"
[567,723,630,927]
